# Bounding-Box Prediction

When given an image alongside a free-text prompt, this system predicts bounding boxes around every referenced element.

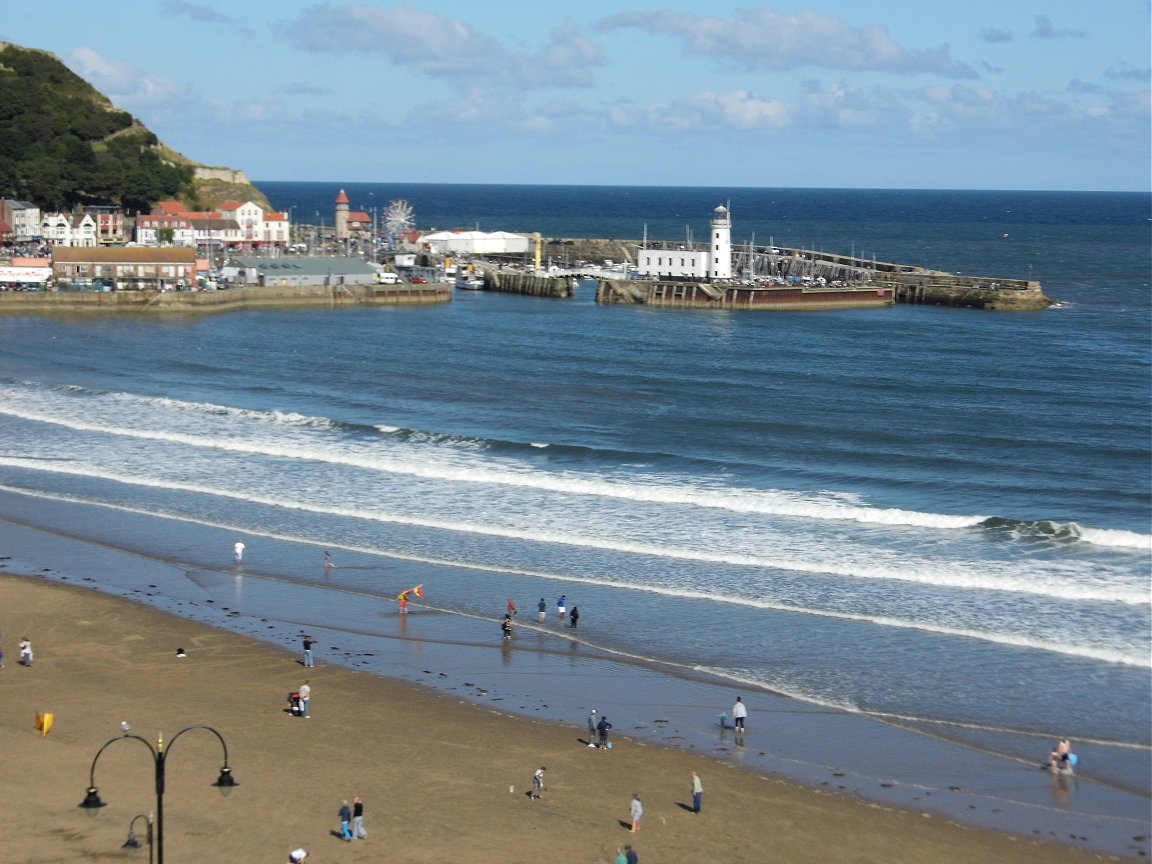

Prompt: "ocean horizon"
[0,183,1148,854]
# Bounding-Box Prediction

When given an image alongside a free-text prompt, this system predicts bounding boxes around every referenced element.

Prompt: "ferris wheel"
[383,199,414,237]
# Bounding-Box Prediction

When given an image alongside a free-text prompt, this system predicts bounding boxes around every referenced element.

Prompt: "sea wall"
[597,280,895,310]
[891,273,1049,310]
[485,272,575,298]
[0,282,451,314]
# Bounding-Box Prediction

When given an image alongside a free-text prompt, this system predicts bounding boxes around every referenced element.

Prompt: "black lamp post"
[122,813,154,864]
[79,724,237,864]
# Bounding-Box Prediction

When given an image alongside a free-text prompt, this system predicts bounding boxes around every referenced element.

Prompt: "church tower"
[709,204,732,280]
[335,189,350,241]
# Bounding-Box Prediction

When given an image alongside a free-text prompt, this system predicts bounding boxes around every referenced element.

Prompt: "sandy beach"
[0,572,1113,864]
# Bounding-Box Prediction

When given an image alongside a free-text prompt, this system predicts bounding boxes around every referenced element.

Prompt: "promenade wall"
[0,282,451,314]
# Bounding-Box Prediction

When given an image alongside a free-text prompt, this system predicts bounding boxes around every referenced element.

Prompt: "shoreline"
[0,573,1112,864]
[0,508,1145,861]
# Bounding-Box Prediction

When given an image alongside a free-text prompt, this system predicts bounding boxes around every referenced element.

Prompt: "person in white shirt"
[298,680,311,718]
[732,696,748,733]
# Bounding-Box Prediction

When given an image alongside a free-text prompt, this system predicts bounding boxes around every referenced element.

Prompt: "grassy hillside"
[0,43,268,213]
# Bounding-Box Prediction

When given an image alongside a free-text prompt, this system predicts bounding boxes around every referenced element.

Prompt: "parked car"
[409,276,428,284]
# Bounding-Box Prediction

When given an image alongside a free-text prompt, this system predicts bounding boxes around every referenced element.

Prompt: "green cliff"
[0,42,268,213]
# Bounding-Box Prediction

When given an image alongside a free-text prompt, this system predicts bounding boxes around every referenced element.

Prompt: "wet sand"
[0,566,1121,864]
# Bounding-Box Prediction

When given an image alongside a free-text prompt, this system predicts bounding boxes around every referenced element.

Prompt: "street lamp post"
[122,813,154,864]
[79,724,237,864]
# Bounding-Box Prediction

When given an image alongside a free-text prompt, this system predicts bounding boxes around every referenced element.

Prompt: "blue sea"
[0,184,1148,850]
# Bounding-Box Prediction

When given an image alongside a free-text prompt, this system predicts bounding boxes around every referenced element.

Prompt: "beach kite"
[396,584,424,614]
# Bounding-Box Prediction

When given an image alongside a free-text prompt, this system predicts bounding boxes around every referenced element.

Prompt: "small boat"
[455,270,484,290]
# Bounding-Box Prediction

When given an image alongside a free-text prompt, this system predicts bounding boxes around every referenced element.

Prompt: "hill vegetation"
[0,43,268,213]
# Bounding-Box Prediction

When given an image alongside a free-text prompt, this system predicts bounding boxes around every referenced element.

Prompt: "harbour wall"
[484,272,575,298]
[0,282,451,314]
[557,240,1049,311]
[597,280,895,310]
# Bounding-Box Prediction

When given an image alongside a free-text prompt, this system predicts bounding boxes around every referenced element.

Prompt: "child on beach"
[597,715,612,749]
[629,794,643,832]
[531,766,545,798]
[501,615,513,640]
[18,637,32,666]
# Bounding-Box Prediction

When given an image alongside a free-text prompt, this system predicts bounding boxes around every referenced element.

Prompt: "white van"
[376,272,400,284]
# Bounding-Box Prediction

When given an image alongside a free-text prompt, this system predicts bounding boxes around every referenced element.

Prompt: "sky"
[3,1,1149,190]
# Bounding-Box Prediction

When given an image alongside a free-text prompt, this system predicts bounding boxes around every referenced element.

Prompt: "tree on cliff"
[0,43,195,211]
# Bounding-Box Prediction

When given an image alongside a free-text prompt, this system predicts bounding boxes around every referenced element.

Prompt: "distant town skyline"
[3,1,1149,191]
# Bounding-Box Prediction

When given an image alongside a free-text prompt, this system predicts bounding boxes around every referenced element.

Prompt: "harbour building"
[637,205,732,281]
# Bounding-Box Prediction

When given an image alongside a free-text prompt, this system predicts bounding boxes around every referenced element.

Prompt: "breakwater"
[484,271,575,298]
[598,279,894,310]
[0,282,451,314]
[554,239,1047,311]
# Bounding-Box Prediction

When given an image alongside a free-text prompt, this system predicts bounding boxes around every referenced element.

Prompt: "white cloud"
[977,27,1014,44]
[280,3,602,88]
[597,9,977,78]
[68,47,188,106]
[1030,15,1086,40]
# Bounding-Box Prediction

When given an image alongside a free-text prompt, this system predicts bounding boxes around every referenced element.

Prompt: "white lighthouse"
[637,204,735,281]
[709,204,732,280]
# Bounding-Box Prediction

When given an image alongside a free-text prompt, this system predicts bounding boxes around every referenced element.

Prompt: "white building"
[40,212,98,247]
[419,230,530,255]
[637,205,733,281]
[217,201,289,248]
[135,214,198,247]
[1,200,42,241]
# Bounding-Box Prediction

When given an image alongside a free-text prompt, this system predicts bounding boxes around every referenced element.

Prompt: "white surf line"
[0,461,1142,606]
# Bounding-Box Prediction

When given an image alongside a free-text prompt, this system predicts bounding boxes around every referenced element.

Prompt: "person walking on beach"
[398,591,409,614]
[352,796,367,839]
[557,595,567,620]
[629,793,643,833]
[323,550,333,569]
[298,680,311,718]
[18,637,32,666]
[587,709,599,747]
[507,598,517,617]
[338,800,352,841]
[531,766,546,799]
[691,771,704,813]
[569,606,580,629]
[302,635,316,668]
[233,540,245,564]
[732,696,747,735]
[501,614,513,641]
[597,715,613,749]
[0,642,5,669]
[538,598,547,622]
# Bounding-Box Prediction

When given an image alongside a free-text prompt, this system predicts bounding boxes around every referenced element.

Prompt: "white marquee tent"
[419,230,530,255]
